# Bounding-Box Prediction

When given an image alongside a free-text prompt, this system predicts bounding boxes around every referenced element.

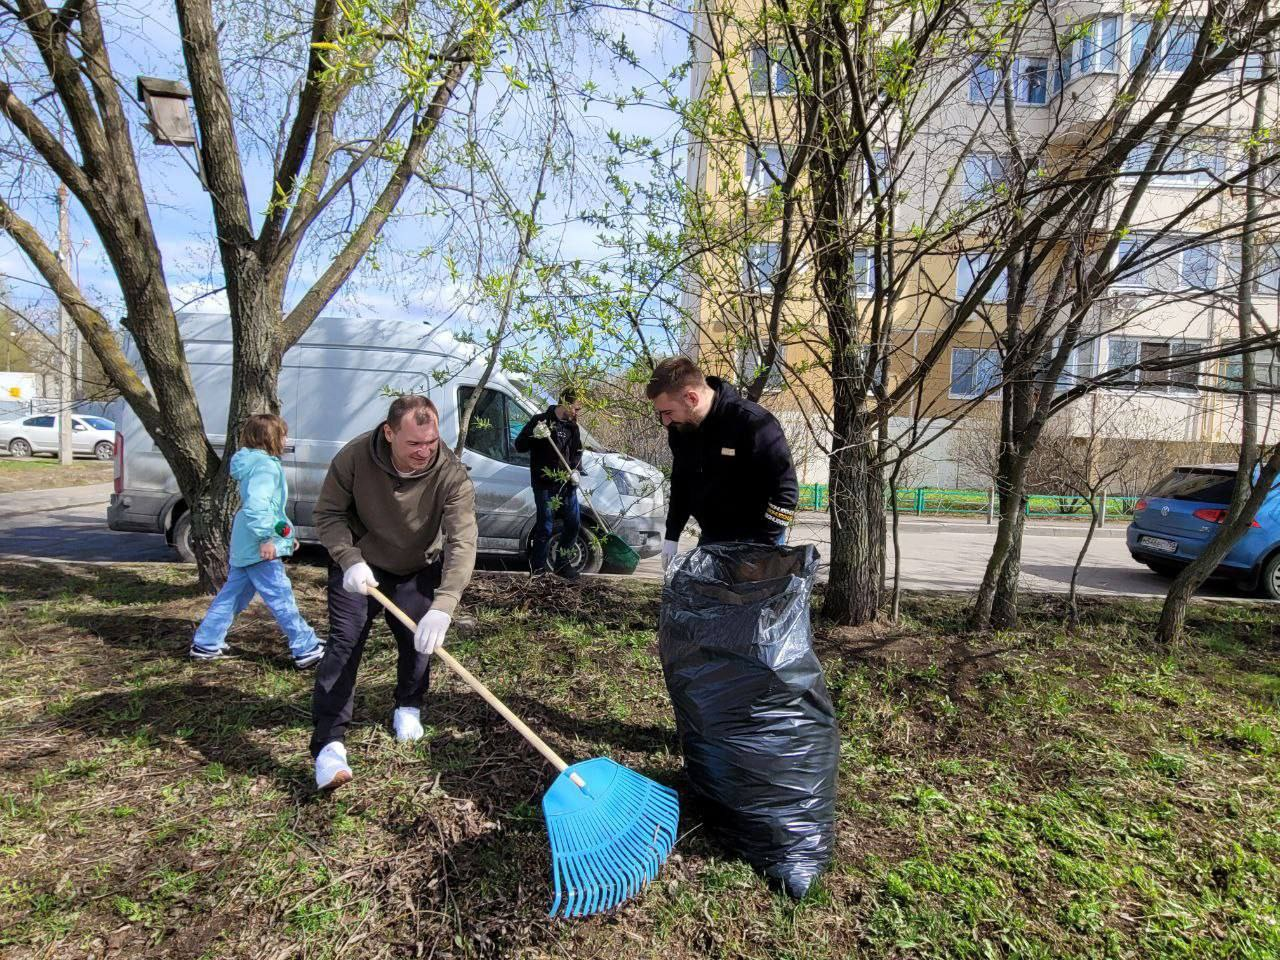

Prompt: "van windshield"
[1149,468,1237,504]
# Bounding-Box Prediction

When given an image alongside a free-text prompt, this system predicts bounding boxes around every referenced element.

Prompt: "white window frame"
[949,347,1002,399]
[749,45,796,96]
[957,252,1008,302]
[1016,57,1049,104]
[1223,347,1280,388]
[963,152,1006,200]
[743,242,781,293]
[1130,18,1199,74]
[745,143,792,196]
[1180,241,1220,290]
[1106,336,1204,393]
[970,56,1049,105]
[1071,15,1120,76]
[1122,140,1227,186]
[853,248,876,298]
[739,341,786,393]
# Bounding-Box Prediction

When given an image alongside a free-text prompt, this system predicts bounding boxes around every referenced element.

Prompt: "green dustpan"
[601,532,640,574]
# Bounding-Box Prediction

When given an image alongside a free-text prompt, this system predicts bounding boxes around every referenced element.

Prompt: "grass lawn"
[0,457,113,494]
[1,561,1278,958]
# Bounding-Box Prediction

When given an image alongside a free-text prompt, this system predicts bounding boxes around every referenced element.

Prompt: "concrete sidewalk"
[0,482,113,520]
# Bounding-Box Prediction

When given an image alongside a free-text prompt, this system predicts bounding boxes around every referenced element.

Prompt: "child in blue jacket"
[189,414,324,668]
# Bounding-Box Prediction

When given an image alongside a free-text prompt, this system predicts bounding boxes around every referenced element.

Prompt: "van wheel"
[1257,552,1280,601]
[8,438,31,458]
[549,526,604,577]
[172,512,196,564]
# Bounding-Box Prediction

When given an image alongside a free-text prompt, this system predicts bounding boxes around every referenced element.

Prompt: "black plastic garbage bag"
[658,542,838,898]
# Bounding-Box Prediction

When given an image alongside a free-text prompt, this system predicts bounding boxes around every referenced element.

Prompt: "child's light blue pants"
[192,560,319,657]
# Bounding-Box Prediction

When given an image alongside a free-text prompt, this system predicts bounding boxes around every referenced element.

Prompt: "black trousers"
[310,560,439,757]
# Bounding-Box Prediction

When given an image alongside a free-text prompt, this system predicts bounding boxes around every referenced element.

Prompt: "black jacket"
[513,406,585,490]
[665,377,798,543]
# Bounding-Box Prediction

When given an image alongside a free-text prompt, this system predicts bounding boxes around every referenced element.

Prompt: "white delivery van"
[107,313,667,574]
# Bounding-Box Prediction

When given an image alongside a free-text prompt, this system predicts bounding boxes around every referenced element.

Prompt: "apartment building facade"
[682,0,1279,485]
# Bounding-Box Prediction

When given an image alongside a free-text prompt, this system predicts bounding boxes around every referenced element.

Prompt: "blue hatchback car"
[1127,463,1280,599]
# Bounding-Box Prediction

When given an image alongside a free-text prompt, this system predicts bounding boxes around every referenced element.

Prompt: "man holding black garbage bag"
[648,356,838,899]
[644,356,799,564]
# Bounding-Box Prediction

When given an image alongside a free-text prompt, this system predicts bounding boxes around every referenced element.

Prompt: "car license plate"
[1139,535,1178,554]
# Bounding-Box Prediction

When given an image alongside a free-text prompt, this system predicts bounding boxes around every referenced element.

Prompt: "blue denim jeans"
[531,484,581,572]
[192,559,320,657]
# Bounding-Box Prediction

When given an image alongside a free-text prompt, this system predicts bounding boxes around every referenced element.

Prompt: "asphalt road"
[0,485,1255,602]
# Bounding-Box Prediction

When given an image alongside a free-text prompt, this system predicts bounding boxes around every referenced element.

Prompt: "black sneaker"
[294,643,326,670]
[188,643,225,661]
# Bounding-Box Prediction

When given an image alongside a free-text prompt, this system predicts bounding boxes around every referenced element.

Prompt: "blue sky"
[1,2,690,336]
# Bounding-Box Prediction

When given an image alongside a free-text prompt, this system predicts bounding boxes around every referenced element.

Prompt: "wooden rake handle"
[366,586,587,789]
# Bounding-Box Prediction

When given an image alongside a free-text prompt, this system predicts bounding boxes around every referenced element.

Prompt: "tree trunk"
[970,441,1030,629]
[1066,493,1101,633]
[822,420,883,624]
[991,506,1025,629]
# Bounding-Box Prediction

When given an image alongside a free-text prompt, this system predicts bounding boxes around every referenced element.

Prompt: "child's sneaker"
[188,643,225,661]
[315,742,352,791]
[293,642,326,670]
[392,707,424,743]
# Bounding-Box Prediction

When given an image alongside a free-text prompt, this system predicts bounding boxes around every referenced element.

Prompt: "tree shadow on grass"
[0,559,199,606]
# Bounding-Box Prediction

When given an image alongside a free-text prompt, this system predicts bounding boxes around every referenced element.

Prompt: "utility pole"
[57,183,74,465]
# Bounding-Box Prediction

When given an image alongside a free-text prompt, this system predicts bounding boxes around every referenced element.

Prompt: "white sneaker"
[392,707,424,743]
[315,741,352,791]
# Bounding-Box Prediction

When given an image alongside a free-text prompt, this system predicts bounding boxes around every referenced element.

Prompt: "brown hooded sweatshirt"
[314,429,477,616]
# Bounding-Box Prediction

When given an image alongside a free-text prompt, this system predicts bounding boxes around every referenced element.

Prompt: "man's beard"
[672,421,696,433]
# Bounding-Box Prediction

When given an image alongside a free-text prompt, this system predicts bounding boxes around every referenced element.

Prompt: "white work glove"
[532,422,551,440]
[342,561,379,595]
[569,470,581,486]
[661,540,678,570]
[414,609,451,655]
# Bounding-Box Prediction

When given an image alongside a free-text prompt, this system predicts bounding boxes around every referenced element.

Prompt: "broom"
[368,587,679,917]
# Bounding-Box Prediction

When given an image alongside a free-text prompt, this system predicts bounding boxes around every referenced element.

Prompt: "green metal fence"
[794,484,1141,522]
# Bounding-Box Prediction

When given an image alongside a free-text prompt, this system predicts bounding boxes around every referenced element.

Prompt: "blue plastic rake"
[371,589,680,918]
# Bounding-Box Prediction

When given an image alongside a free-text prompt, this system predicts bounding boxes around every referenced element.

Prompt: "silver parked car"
[0,414,116,459]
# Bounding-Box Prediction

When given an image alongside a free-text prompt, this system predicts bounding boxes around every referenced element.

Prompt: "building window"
[743,242,781,292]
[745,143,792,196]
[957,252,1007,301]
[749,46,796,95]
[969,56,1001,103]
[1107,336,1204,392]
[1223,347,1280,388]
[963,152,1006,200]
[738,342,785,392]
[970,57,1048,104]
[950,347,1002,398]
[860,149,889,194]
[1115,235,1220,290]
[1181,241,1220,290]
[1018,58,1049,104]
[1113,234,1155,289]
[853,248,876,298]
[1131,19,1199,73]
[1121,140,1227,184]
[1070,16,1120,75]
